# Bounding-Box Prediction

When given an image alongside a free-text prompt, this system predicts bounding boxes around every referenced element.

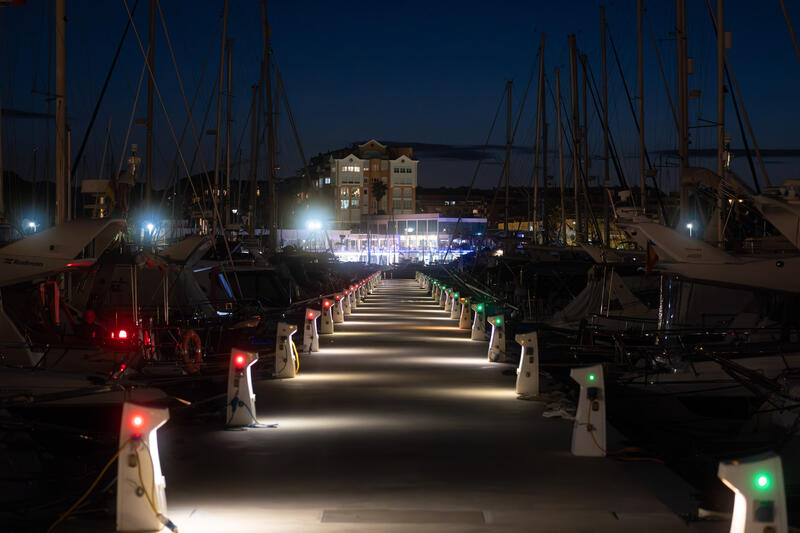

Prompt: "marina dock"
[89,279,730,532]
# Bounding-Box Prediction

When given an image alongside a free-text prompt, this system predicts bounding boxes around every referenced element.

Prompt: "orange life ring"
[181,329,203,373]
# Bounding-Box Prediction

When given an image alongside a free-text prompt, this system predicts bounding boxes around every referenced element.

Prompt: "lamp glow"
[477,304,483,312]
[494,317,502,325]
[754,473,771,490]
[587,374,596,382]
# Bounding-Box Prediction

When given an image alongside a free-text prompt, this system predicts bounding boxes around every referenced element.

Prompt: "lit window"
[340,199,349,209]
[324,177,331,185]
[351,189,360,208]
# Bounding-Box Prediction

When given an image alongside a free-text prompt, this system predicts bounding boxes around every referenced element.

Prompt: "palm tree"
[371,179,387,215]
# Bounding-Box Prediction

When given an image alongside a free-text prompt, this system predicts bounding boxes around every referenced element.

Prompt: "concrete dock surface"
[73,279,732,532]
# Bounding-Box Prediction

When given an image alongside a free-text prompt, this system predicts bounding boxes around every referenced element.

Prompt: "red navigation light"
[234,353,246,369]
[344,289,349,295]
[335,295,341,301]
[65,260,95,268]
[307,311,315,320]
[118,329,128,339]
[131,414,145,430]
[349,285,354,291]
[323,300,332,308]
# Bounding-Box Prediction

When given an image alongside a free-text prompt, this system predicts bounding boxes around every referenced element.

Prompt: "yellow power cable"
[135,444,159,516]
[47,438,131,533]
[291,340,300,373]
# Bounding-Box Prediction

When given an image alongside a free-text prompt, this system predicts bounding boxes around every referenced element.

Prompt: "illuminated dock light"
[471,303,488,341]
[718,452,787,533]
[570,364,606,457]
[487,315,507,362]
[332,294,345,324]
[117,402,172,531]
[302,308,321,353]
[274,322,299,379]
[515,332,540,399]
[227,349,259,426]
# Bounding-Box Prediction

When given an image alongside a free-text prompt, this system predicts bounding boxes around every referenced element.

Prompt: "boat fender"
[180,329,203,373]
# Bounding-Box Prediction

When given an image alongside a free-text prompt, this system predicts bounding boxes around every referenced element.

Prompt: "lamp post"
[686,222,693,238]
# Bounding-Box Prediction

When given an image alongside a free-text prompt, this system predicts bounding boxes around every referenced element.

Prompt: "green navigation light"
[587,374,596,382]
[454,292,459,298]
[477,304,483,312]
[495,317,502,326]
[754,473,772,490]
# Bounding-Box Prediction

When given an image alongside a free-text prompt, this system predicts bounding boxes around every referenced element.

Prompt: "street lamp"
[686,222,693,237]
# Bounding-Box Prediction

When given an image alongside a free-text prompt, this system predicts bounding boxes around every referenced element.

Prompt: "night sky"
[1,0,799,195]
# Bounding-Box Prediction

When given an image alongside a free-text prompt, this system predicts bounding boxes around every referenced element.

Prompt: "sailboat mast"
[601,6,610,245]
[262,0,277,252]
[556,68,566,245]
[248,83,259,235]
[716,0,725,247]
[55,0,67,225]
[676,0,689,226]
[568,34,579,243]
[532,34,545,239]
[504,80,512,232]
[145,0,155,207]
[225,39,233,228]
[638,0,645,213]
[214,0,229,202]
[580,53,588,240]
[541,78,548,241]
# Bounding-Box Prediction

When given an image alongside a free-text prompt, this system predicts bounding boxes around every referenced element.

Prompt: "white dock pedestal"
[570,364,606,457]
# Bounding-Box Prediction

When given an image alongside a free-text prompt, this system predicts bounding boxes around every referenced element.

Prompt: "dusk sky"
[1,0,799,194]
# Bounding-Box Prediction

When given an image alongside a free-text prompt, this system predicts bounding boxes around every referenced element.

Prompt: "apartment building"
[330,139,418,229]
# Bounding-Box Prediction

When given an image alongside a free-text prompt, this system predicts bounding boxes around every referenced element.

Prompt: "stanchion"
[350,285,358,309]
[514,332,539,399]
[487,314,507,362]
[343,288,352,316]
[320,299,334,334]
[570,364,605,457]
[718,452,788,533]
[332,293,345,324]
[227,349,259,426]
[117,403,173,532]
[458,297,471,329]
[302,308,321,353]
[274,322,298,379]
[449,291,461,319]
[471,303,488,340]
